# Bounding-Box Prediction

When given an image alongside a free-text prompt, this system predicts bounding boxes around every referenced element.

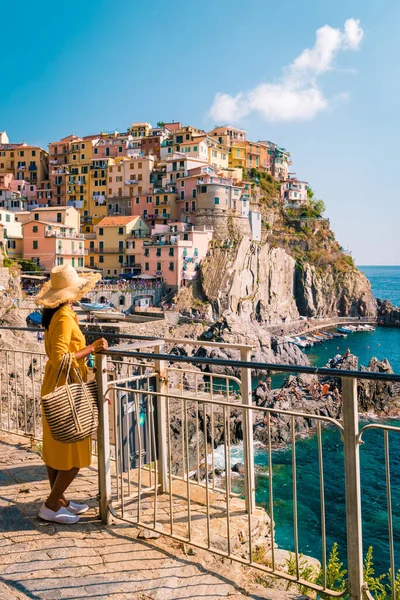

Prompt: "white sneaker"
[38,504,79,524]
[65,500,90,515]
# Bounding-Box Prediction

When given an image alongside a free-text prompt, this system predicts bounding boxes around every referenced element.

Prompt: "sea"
[227,266,400,575]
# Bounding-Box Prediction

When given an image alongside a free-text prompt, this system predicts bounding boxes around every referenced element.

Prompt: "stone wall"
[194,210,251,240]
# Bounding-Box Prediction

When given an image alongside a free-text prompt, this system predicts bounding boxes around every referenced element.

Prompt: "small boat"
[363,325,376,331]
[337,327,353,333]
[92,311,126,322]
[80,302,113,312]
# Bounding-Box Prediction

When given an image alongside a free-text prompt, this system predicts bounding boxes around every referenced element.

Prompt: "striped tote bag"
[41,353,99,443]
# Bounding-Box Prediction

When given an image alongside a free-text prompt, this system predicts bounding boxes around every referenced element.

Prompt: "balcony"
[93,248,126,254]
[17,165,26,171]
[45,231,85,239]
[91,162,108,170]
[124,179,139,185]
[56,247,85,255]
[29,165,37,171]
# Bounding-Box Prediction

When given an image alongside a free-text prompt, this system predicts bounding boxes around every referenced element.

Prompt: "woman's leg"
[45,468,79,511]
[46,465,69,505]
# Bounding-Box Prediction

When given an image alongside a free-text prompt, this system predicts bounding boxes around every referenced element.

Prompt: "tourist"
[35,264,108,524]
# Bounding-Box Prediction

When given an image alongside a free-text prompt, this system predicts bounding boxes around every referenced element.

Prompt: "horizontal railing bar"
[358,423,400,442]
[103,350,400,382]
[105,385,344,430]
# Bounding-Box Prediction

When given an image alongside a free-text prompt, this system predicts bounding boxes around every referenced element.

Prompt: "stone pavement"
[0,433,306,600]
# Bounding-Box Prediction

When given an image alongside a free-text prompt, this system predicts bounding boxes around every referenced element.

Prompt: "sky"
[0,0,398,265]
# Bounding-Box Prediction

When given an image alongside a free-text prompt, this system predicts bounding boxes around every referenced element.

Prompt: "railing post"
[240,347,255,514]
[96,353,112,525]
[154,345,168,493]
[342,376,364,600]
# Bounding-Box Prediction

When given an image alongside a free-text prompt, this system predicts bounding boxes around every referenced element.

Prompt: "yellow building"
[229,142,247,169]
[66,137,96,214]
[128,122,152,138]
[88,158,109,223]
[0,141,49,183]
[108,155,155,200]
[206,137,229,171]
[93,215,149,276]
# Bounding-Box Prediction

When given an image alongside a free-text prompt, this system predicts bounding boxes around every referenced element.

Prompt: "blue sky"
[1,0,398,265]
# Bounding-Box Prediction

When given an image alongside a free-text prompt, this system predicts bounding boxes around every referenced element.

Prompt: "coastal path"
[0,432,304,600]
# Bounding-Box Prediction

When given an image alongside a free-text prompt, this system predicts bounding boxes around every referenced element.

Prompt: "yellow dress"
[41,304,92,470]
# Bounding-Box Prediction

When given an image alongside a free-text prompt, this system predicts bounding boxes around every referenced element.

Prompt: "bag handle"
[54,353,72,389]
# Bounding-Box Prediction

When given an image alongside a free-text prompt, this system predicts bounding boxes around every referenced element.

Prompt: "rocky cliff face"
[200,237,376,325]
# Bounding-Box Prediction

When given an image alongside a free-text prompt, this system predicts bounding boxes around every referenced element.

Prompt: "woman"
[35,264,108,524]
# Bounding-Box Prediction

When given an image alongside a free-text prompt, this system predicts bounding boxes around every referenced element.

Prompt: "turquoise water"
[251,266,400,573]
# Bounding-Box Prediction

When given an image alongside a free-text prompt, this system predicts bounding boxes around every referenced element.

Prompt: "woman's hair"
[42,303,67,331]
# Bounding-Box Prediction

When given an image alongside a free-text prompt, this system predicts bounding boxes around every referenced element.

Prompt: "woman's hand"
[91,338,108,353]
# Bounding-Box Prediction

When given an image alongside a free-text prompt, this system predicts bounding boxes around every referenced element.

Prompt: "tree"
[16,259,41,272]
[310,198,326,216]
[157,121,166,128]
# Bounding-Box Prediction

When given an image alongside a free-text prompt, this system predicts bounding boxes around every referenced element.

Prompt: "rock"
[137,526,162,540]
[232,462,245,474]
[378,299,400,326]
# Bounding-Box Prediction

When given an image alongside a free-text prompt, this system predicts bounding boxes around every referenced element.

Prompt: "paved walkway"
[0,433,305,600]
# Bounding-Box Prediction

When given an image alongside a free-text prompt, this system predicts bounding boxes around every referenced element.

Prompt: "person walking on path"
[35,264,108,524]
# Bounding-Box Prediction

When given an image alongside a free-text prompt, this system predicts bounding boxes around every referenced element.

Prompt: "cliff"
[193,181,377,325]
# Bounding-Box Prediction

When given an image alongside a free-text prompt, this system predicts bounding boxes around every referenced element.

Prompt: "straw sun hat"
[35,264,101,309]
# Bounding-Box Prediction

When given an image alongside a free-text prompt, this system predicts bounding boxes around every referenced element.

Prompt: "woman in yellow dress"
[35,264,108,524]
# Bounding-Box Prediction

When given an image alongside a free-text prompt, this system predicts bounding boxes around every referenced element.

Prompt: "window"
[157,262,161,271]
[201,186,207,193]
[5,214,10,222]
[72,154,76,160]
[34,213,39,221]
[192,188,196,198]
[136,197,140,204]
[145,262,149,271]
[99,242,104,251]
[156,248,161,257]
[71,258,75,267]
[57,257,64,265]
[94,148,99,155]
[99,228,104,235]
[119,295,125,306]
[33,241,38,249]
[118,147,123,153]
[99,255,104,263]
[19,150,24,157]
[214,197,220,205]
[191,201,196,212]
[183,233,189,241]
[169,247,174,257]
[194,146,198,152]
[57,212,62,223]
[32,150,36,156]
[33,225,38,233]
[144,249,149,257]
[169,262,174,271]
[118,255,123,264]
[180,191,184,200]
[81,154,85,160]
[138,162,142,169]
[119,241,124,251]
[118,227,123,235]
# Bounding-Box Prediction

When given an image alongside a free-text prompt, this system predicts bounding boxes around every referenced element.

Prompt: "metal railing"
[1,329,400,599]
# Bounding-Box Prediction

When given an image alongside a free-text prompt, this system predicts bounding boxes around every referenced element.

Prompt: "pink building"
[281,176,308,207]
[141,222,213,290]
[22,220,86,271]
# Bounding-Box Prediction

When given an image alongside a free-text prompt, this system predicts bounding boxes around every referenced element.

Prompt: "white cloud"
[208,18,364,124]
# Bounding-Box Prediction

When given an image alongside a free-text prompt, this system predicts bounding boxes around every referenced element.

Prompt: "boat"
[337,327,354,333]
[363,325,376,331]
[92,311,126,322]
[80,301,113,312]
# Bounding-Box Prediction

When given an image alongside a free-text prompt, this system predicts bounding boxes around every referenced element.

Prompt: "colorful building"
[141,222,213,290]
[281,176,309,207]
[0,209,23,259]
[92,215,149,277]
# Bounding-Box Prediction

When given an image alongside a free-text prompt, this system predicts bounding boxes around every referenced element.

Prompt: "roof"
[21,220,67,227]
[96,216,142,227]
[30,206,72,212]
